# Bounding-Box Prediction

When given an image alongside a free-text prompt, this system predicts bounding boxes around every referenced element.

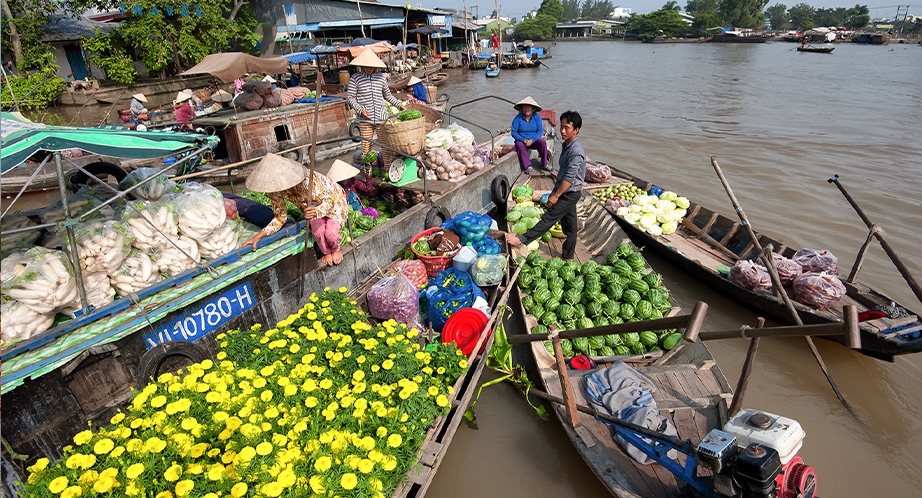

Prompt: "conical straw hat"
[212,89,233,102]
[514,96,542,112]
[132,93,147,102]
[350,49,386,68]
[316,159,360,184]
[174,91,192,103]
[263,75,277,83]
[245,153,306,193]
[407,76,422,86]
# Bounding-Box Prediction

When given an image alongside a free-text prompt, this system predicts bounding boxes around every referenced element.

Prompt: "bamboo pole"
[729,318,764,417]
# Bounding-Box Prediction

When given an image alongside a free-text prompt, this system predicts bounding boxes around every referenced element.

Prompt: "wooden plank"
[700,212,719,233]
[680,369,711,398]
[671,407,698,441]
[672,370,706,399]
[693,369,724,396]
[665,371,692,400]
[417,440,442,467]
[636,364,701,374]
[717,224,740,246]
[882,324,922,339]
[648,461,681,495]
[631,458,672,498]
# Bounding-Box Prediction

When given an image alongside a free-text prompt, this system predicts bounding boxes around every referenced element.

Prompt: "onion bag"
[70,219,134,274]
[1,298,55,343]
[118,167,176,201]
[367,274,420,325]
[586,163,614,183]
[793,272,846,310]
[110,251,160,296]
[772,253,803,286]
[425,128,453,150]
[2,247,78,314]
[471,255,506,287]
[1,215,42,253]
[728,259,772,292]
[387,260,428,290]
[448,122,475,146]
[169,183,227,240]
[793,248,838,274]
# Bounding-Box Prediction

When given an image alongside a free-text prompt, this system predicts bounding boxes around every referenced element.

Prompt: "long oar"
[710,156,850,408]
[298,70,323,301]
[827,174,922,306]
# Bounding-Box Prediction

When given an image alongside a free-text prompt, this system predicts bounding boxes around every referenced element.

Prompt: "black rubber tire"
[436,93,450,105]
[65,161,128,193]
[491,175,510,207]
[349,121,362,143]
[203,125,217,136]
[280,146,304,164]
[424,204,451,229]
[137,341,210,385]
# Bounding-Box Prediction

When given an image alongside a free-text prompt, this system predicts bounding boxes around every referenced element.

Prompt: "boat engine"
[694,409,817,498]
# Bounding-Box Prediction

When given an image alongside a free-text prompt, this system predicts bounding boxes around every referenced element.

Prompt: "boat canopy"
[0,112,218,174]
[179,52,288,82]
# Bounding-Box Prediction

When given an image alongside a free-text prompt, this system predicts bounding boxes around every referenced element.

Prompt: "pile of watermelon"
[515,242,683,358]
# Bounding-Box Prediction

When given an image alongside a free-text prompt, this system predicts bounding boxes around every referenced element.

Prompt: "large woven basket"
[406,101,443,133]
[379,117,427,156]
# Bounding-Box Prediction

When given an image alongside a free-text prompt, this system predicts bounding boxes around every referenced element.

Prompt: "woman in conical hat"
[130,93,148,115]
[173,90,195,130]
[405,75,428,103]
[243,153,350,266]
[346,48,406,161]
[511,96,549,173]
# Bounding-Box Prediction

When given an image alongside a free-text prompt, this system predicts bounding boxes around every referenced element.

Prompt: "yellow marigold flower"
[155,492,174,498]
[370,477,384,491]
[203,494,218,498]
[460,359,468,368]
[427,386,439,396]
[352,370,365,382]
[110,412,126,425]
[73,430,93,446]
[144,437,167,454]
[213,411,229,423]
[263,481,285,497]
[358,458,375,474]
[387,434,403,448]
[314,455,332,472]
[100,467,118,480]
[283,384,298,397]
[437,366,446,374]
[437,394,450,407]
[174,479,194,497]
[78,470,98,484]
[226,416,243,430]
[126,463,145,480]
[383,455,398,471]
[338,286,348,293]
[150,395,167,408]
[400,413,409,422]
[164,463,182,482]
[309,475,325,494]
[230,482,248,498]
[256,442,273,456]
[186,463,204,475]
[238,446,256,462]
[28,457,50,473]
[319,379,333,389]
[376,426,388,437]
[260,390,273,402]
[205,391,222,403]
[305,396,318,408]
[48,476,69,493]
[252,377,267,388]
[93,476,116,493]
[340,473,358,490]
[207,464,224,481]
[382,359,394,370]
[61,485,82,498]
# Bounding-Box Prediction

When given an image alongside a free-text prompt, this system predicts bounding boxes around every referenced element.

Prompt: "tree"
[814,7,847,27]
[562,0,581,20]
[663,1,681,12]
[692,12,722,31]
[581,0,615,19]
[537,0,564,22]
[719,0,768,28]
[845,4,870,28]
[1,0,90,70]
[787,2,815,30]
[685,0,718,15]
[765,3,788,29]
[623,9,690,38]
[514,13,558,39]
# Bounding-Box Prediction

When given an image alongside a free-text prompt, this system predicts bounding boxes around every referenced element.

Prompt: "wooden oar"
[710,156,850,408]
[827,174,922,306]
[298,71,323,301]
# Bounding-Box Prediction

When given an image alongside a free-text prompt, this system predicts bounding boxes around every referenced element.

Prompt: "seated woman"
[319,159,372,211]
[405,75,428,103]
[511,96,549,172]
[242,153,350,266]
[173,91,195,131]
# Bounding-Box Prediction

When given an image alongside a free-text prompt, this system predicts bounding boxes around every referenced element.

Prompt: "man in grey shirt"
[507,110,585,260]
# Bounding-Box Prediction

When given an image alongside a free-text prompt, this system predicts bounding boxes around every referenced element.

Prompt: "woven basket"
[411,228,458,277]
[379,117,427,156]
[406,102,443,126]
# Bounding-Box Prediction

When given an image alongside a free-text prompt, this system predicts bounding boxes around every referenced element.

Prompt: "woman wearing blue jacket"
[511,96,549,172]
[406,76,429,103]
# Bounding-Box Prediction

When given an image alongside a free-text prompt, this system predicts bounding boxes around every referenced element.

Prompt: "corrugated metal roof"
[284,52,317,64]
[318,17,404,28]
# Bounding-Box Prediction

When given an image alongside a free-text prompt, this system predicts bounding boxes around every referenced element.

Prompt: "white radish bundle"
[197,220,241,260]
[448,122,475,146]
[110,251,160,296]
[121,200,179,251]
[0,214,42,252]
[69,271,115,312]
[152,236,200,277]
[70,220,134,274]
[40,194,114,249]
[118,167,176,201]
[1,298,55,343]
[170,183,226,240]
[1,252,29,287]
[424,128,453,150]
[1,247,78,314]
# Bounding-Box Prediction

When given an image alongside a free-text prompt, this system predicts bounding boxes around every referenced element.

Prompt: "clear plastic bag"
[1,247,78,314]
[471,255,507,286]
[793,272,846,310]
[40,194,114,249]
[110,250,160,296]
[586,163,614,183]
[118,167,176,201]
[367,274,420,325]
[1,214,42,252]
[793,248,838,274]
[448,122,475,146]
[151,236,200,277]
[169,182,227,240]
[69,271,115,312]
[1,251,29,287]
[1,298,55,343]
[387,260,428,290]
[772,253,803,286]
[425,128,453,150]
[197,220,242,260]
[70,219,134,274]
[728,260,772,292]
[120,199,180,251]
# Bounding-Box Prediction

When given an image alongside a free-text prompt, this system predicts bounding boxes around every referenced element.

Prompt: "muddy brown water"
[13,41,922,497]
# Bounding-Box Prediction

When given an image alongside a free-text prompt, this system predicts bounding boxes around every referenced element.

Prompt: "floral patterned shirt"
[263,172,348,235]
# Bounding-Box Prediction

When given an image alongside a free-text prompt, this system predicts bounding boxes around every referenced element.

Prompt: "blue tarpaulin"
[284,52,317,64]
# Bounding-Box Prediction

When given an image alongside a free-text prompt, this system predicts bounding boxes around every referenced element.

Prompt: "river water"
[20,41,922,497]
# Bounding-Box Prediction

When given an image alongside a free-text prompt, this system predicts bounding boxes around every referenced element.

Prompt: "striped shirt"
[347,72,402,124]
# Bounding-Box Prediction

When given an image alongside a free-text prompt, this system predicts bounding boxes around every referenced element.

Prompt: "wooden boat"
[427,72,449,86]
[506,172,736,496]
[594,164,922,361]
[709,31,768,43]
[485,63,500,78]
[797,45,835,53]
[0,129,525,495]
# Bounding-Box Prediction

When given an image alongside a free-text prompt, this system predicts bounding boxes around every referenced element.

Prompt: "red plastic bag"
[793,272,846,310]
[772,253,803,286]
[586,163,613,183]
[388,260,428,290]
[793,248,838,274]
[728,260,772,292]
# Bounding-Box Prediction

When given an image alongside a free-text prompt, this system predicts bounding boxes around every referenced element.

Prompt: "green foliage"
[514,14,558,40]
[845,4,870,29]
[788,2,815,30]
[624,10,691,38]
[685,0,719,15]
[0,57,65,110]
[662,0,681,12]
[562,0,581,19]
[81,28,138,85]
[814,7,848,27]
[581,0,616,19]
[765,3,789,29]
[719,0,768,28]
[537,0,564,22]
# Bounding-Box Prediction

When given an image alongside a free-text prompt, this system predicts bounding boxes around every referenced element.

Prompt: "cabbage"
[675,197,690,209]
[625,212,642,223]
[522,206,540,218]
[524,217,539,229]
[512,185,534,198]
[516,201,535,208]
[675,208,688,218]
[628,204,642,214]
[642,204,656,213]
[512,221,528,234]
[660,191,678,202]
[514,196,531,204]
[527,240,540,251]
[648,224,663,236]
[661,221,678,235]
[656,213,672,224]
[507,211,522,222]
[640,213,658,227]
[634,195,651,205]
[616,207,629,216]
[655,199,676,211]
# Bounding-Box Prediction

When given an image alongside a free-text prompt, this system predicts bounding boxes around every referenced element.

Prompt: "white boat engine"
[695,409,817,498]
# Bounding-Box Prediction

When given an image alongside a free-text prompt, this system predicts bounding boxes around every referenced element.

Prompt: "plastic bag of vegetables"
[1,297,55,343]
[71,271,115,311]
[1,247,78,314]
[793,272,846,310]
[425,128,453,150]
[471,255,506,286]
[585,163,613,183]
[367,274,420,326]
[1,215,42,253]
[793,248,838,274]
[110,251,159,296]
[169,182,227,241]
[121,199,180,251]
[70,219,134,274]
[728,260,772,292]
[1,252,29,287]
[387,260,428,290]
[40,194,115,249]
[448,122,475,146]
[197,220,242,260]
[151,236,200,277]
[118,167,176,201]
[772,252,803,286]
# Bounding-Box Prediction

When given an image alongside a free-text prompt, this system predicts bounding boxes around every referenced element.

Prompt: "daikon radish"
[70,220,133,274]
[169,183,226,240]
[118,167,176,201]
[1,298,55,343]
[0,214,42,252]
[110,251,160,295]
[197,220,241,260]
[1,247,77,314]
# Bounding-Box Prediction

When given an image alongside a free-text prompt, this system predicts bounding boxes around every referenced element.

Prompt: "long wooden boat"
[596,164,922,361]
[797,46,835,53]
[0,131,524,496]
[506,172,736,496]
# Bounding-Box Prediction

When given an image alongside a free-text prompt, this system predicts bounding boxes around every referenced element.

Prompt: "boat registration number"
[142,282,256,349]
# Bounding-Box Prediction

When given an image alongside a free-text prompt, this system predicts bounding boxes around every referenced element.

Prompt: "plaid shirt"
[347,72,402,124]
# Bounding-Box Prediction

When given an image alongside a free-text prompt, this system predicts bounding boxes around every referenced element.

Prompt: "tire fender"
[424,204,451,229]
[491,175,510,207]
[65,161,129,193]
[137,341,209,385]
[280,146,304,164]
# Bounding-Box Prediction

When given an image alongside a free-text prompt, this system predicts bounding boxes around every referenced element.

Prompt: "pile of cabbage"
[615,191,690,236]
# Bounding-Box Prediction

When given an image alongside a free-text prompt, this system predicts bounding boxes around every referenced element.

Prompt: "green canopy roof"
[0,112,218,174]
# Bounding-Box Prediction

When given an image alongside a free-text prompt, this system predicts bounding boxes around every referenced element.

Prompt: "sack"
[262,89,282,108]
[234,91,263,111]
[368,274,420,325]
[387,260,428,290]
[772,253,803,286]
[793,248,837,274]
[448,122,475,146]
[70,219,134,274]
[728,260,772,291]
[586,163,614,183]
[793,272,846,310]
[169,183,227,241]
[1,247,78,314]
[471,255,506,286]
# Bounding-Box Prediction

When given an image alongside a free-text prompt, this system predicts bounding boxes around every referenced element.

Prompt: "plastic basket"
[379,117,427,156]
[411,227,458,277]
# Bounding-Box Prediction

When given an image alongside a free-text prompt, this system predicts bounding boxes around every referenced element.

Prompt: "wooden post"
[847,225,878,283]
[551,329,580,428]
[729,318,764,417]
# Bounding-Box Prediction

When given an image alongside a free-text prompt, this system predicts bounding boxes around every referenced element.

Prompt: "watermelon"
[561,320,577,331]
[541,312,558,326]
[584,272,602,285]
[558,266,575,281]
[601,299,620,318]
[522,295,535,312]
[519,272,535,290]
[582,261,599,274]
[565,260,581,273]
[645,288,668,304]
[544,268,559,281]
[629,342,646,355]
[594,293,609,305]
[585,301,602,317]
[574,304,586,319]
[623,332,641,345]
[635,300,654,320]
[615,345,630,356]
[557,304,575,321]
[662,333,683,350]
[550,286,564,301]
[605,334,623,347]
[540,231,552,242]
[549,277,565,292]
[643,272,662,288]
[639,331,658,347]
[616,243,634,258]
[596,265,613,279]
[515,255,527,266]
[544,299,560,312]
[573,337,590,352]
[594,316,610,327]
[619,303,635,320]
[599,346,615,357]
[561,339,574,356]
[622,289,642,306]
[629,279,650,294]
[533,324,549,335]
[531,304,545,320]
[534,279,549,293]
[606,252,621,266]
[627,253,646,269]
[604,272,623,285]
[534,289,551,304]
[610,315,624,325]
[547,258,565,271]
[613,260,633,277]
[631,270,649,281]
[562,289,581,305]
[588,335,605,350]
[649,345,662,352]
[607,283,624,301]
[566,276,584,292]
[578,317,594,330]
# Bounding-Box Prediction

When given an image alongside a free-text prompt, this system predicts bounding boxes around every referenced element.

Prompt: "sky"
[414,1,915,20]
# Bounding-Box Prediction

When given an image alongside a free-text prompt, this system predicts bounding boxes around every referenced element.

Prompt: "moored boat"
[594,164,922,361]
[797,45,835,53]
[485,63,500,78]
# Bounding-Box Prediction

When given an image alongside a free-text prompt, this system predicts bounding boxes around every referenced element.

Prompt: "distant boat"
[709,30,768,43]
[797,45,835,53]
[485,63,500,78]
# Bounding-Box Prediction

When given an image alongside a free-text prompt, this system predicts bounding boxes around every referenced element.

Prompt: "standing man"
[507,111,585,260]
[491,31,500,53]
[346,49,405,158]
